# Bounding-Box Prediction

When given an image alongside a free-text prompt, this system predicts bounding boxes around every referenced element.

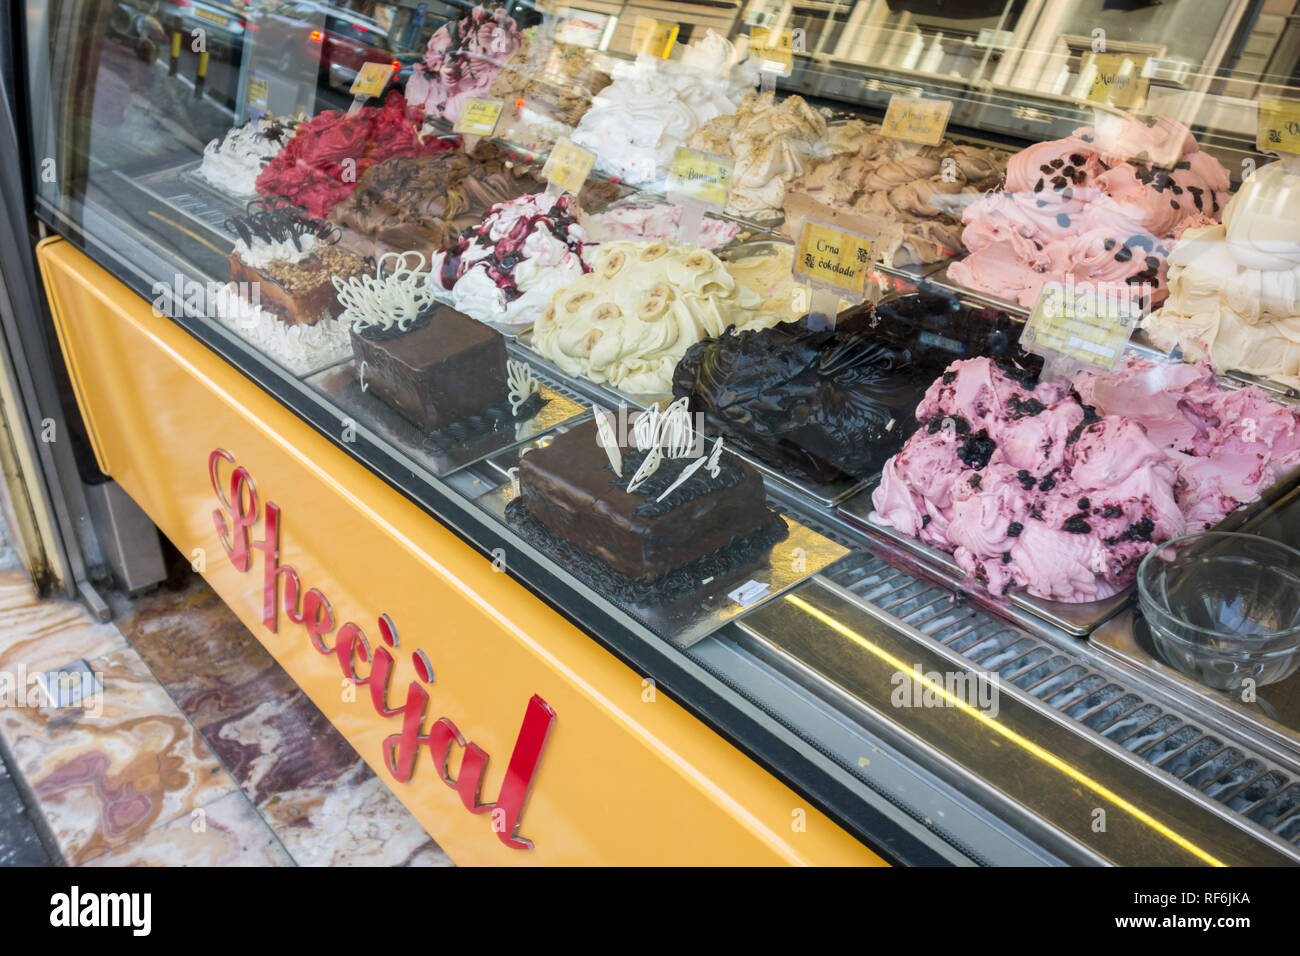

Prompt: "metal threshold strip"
[735,578,1300,866]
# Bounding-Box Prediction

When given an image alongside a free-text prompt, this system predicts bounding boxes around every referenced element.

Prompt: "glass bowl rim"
[1137,531,1300,643]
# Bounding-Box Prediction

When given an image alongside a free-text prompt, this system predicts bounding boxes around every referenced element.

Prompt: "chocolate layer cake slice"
[229,245,367,326]
[350,304,508,432]
[512,418,785,591]
[225,201,367,326]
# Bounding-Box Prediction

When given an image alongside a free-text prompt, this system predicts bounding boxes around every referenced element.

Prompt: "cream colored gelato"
[687,92,866,220]
[532,240,782,393]
[1144,160,1300,387]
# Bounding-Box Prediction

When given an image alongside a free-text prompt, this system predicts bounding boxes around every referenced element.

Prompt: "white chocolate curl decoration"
[627,398,724,497]
[333,251,436,331]
[506,360,540,417]
[593,407,622,477]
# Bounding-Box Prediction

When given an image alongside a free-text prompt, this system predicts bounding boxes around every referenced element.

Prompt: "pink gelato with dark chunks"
[1074,357,1300,531]
[870,357,1185,603]
[948,116,1231,309]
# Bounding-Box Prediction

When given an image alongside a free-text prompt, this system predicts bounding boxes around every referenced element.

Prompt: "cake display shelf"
[305,360,589,478]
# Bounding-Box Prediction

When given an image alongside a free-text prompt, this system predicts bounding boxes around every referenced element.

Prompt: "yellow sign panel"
[632,17,678,59]
[1022,280,1138,371]
[1085,54,1150,109]
[542,137,596,196]
[350,61,394,98]
[750,27,793,72]
[880,95,953,146]
[454,98,505,136]
[793,220,876,297]
[1258,97,1300,154]
[668,148,732,207]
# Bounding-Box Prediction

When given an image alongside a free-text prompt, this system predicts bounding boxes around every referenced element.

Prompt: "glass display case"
[14,0,1300,864]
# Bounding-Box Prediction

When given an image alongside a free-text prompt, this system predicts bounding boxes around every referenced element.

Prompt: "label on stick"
[1258,97,1300,154]
[350,62,394,98]
[632,17,678,59]
[880,95,952,146]
[542,137,596,196]
[454,98,504,136]
[1022,279,1139,373]
[750,27,794,74]
[667,148,732,208]
[793,219,876,298]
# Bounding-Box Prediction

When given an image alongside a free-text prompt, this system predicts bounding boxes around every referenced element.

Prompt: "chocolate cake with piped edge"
[508,403,787,602]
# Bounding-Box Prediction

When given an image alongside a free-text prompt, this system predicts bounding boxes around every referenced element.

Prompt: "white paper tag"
[728,580,771,606]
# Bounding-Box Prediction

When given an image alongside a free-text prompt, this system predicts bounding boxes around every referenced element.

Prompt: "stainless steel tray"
[304,359,588,478]
[475,442,851,649]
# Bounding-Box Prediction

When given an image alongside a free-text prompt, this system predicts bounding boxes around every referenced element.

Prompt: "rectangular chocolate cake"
[228,245,366,327]
[514,419,776,582]
[349,304,508,432]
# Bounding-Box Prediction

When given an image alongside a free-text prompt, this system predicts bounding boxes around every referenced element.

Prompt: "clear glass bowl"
[1137,532,1300,692]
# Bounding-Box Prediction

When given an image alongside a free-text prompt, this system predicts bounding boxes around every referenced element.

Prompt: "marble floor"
[0,550,452,867]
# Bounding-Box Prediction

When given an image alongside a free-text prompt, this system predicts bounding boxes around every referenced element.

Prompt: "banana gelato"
[532,240,783,393]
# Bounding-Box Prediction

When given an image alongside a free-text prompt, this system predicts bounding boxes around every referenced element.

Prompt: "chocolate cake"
[350,304,509,432]
[225,202,367,326]
[672,293,1040,484]
[510,417,787,599]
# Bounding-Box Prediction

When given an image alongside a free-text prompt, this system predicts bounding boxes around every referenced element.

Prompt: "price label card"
[880,95,953,146]
[632,17,678,59]
[1258,98,1300,154]
[750,27,794,74]
[542,137,596,196]
[1021,281,1138,373]
[793,219,876,298]
[350,61,395,98]
[247,73,269,112]
[454,98,505,136]
[1084,53,1149,109]
[667,148,732,207]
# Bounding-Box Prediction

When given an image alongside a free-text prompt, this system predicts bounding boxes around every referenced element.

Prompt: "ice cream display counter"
[10,0,1300,864]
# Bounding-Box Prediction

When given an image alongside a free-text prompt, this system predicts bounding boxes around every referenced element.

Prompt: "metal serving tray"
[474,430,851,649]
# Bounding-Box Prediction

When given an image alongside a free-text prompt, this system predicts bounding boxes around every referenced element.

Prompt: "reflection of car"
[255,2,404,91]
[155,0,256,61]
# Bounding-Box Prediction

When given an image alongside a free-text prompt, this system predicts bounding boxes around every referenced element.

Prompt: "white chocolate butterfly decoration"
[506,359,540,417]
[333,251,436,332]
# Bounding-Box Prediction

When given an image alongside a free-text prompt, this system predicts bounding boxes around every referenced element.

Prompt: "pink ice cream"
[948,116,1231,309]
[870,357,1185,603]
[580,202,741,250]
[1074,357,1300,530]
[406,7,522,124]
